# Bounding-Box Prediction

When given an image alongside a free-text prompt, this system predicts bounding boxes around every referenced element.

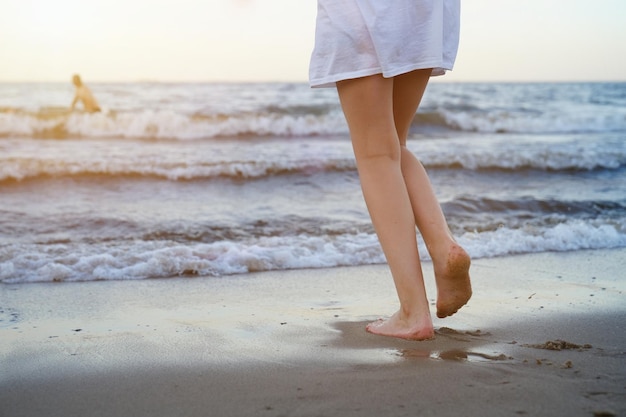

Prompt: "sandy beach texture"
[2,249,625,417]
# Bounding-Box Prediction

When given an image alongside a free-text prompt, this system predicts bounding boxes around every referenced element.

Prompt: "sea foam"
[2,221,624,284]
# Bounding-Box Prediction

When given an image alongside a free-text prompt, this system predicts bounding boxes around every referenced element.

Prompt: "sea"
[1,81,625,284]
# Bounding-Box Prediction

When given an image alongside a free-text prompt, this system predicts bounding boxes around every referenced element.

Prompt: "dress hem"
[309,61,452,89]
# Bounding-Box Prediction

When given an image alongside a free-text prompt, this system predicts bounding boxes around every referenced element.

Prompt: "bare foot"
[434,244,472,318]
[365,311,434,341]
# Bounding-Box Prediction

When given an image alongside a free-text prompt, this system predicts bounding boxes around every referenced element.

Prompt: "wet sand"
[1,249,625,417]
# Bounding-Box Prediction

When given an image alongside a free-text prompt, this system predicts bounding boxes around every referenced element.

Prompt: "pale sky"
[1,0,625,82]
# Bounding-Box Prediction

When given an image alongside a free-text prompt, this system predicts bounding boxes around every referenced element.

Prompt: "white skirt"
[309,0,460,88]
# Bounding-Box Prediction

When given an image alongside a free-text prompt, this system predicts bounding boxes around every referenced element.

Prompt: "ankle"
[399,304,431,322]
[428,239,458,264]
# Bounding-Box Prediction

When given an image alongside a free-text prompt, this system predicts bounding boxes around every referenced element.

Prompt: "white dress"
[309,0,460,88]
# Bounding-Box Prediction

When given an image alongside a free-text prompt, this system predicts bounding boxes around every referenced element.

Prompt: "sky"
[1,0,625,83]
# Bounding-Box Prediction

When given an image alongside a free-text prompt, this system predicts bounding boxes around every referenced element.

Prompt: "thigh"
[336,75,398,159]
[392,69,432,145]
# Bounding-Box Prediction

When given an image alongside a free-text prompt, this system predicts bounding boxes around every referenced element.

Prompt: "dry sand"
[1,249,625,417]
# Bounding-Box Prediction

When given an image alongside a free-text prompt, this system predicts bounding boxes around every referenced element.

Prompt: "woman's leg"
[392,70,472,318]
[336,74,433,340]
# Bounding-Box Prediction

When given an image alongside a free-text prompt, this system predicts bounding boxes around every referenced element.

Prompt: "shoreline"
[2,249,625,416]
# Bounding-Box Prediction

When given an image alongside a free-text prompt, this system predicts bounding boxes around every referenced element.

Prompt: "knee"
[399,145,424,166]
[353,135,401,163]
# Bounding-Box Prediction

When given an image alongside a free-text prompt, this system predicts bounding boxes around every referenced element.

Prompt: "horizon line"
[1,78,625,84]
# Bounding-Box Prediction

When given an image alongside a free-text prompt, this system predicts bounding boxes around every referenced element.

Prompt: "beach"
[1,81,625,416]
[2,248,624,417]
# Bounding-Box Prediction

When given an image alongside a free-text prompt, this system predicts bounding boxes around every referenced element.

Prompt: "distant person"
[309,1,472,340]
[70,74,101,113]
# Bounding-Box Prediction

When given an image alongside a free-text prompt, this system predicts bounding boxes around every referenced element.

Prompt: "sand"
[1,249,625,417]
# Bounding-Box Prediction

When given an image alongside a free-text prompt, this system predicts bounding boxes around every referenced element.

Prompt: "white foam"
[2,82,625,140]
[0,233,385,284]
[440,107,626,134]
[2,221,624,284]
[2,134,624,183]
[0,138,357,181]
[0,110,349,140]
[3,101,624,141]
[409,135,626,171]
[458,220,626,258]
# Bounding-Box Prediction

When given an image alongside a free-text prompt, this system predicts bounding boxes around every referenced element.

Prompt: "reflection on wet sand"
[398,348,509,362]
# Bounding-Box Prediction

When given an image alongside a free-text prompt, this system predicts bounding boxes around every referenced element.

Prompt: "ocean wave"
[0,107,349,140]
[1,220,624,284]
[2,155,622,184]
[2,114,625,187]
[0,233,386,283]
[419,135,626,172]
[444,197,626,227]
[2,104,624,141]
[0,156,356,182]
[434,107,626,134]
[459,220,626,258]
